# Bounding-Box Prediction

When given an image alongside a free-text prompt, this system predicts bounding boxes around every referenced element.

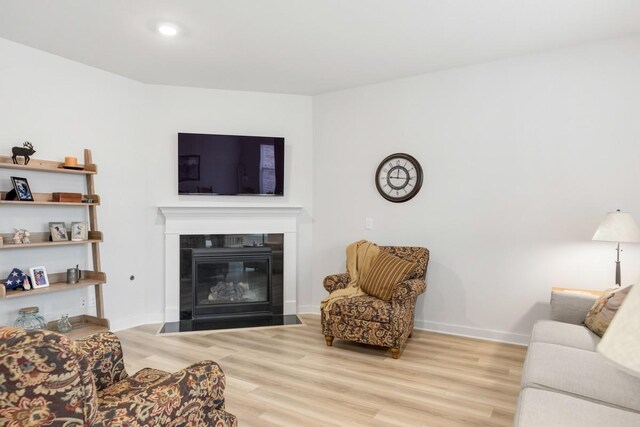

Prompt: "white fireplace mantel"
[159,204,303,322]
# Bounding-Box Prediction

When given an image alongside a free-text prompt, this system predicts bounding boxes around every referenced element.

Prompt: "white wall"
[142,85,314,325]
[312,36,640,344]
[0,37,148,328]
[0,37,313,329]
[4,34,640,344]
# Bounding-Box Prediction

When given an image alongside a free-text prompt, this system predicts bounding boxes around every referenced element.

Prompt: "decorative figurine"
[13,230,22,245]
[11,141,36,165]
[21,230,31,244]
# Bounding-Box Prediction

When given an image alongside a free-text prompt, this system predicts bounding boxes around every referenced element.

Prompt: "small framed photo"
[29,266,50,288]
[49,222,68,241]
[10,176,34,201]
[70,221,88,241]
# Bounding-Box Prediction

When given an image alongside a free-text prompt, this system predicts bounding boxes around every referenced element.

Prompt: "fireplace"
[180,234,283,321]
[191,247,275,316]
[159,205,302,332]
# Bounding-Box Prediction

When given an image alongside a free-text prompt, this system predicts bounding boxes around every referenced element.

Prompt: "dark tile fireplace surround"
[160,233,300,333]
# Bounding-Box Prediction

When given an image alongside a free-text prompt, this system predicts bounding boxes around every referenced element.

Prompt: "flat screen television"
[178,133,285,196]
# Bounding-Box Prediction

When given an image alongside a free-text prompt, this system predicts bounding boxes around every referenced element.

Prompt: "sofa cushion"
[531,320,600,351]
[515,387,640,427]
[522,342,640,412]
[327,295,391,323]
[360,251,416,301]
[584,285,633,337]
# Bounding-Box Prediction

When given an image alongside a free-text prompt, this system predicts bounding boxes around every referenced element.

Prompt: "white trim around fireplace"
[159,204,303,322]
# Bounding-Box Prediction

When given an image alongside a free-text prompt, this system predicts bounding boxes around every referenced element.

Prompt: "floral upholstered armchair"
[0,327,237,426]
[322,246,429,359]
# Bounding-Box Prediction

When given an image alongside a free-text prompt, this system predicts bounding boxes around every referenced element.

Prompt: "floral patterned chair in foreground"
[0,327,237,426]
[322,245,429,359]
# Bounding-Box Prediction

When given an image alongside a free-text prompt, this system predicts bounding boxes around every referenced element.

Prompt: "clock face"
[375,153,423,203]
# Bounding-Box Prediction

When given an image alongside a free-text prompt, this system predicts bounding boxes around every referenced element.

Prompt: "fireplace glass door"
[192,247,272,317]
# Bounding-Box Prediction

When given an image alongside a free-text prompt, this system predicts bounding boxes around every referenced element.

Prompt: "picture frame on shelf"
[70,221,88,241]
[49,222,68,241]
[10,176,34,201]
[29,266,50,289]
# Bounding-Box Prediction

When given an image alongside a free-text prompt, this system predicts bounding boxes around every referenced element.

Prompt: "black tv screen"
[178,133,284,196]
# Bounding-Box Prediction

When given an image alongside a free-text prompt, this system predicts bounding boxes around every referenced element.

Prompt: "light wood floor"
[117,314,527,427]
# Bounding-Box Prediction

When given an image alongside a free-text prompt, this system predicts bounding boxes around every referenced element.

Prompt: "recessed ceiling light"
[157,23,178,36]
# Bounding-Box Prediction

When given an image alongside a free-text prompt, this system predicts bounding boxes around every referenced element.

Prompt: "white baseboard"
[414,319,530,346]
[296,305,528,345]
[110,313,164,332]
[297,304,320,314]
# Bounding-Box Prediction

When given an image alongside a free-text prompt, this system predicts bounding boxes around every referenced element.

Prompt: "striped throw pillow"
[360,251,417,301]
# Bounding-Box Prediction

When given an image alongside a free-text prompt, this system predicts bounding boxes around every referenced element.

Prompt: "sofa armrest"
[323,273,351,293]
[0,327,99,425]
[95,360,235,426]
[549,291,598,325]
[75,331,129,391]
[392,278,426,302]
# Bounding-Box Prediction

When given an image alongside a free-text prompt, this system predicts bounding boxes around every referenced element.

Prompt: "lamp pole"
[593,209,640,288]
[615,242,621,286]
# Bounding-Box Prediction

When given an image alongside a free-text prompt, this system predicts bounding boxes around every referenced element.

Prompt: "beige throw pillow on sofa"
[584,285,634,337]
[360,251,416,301]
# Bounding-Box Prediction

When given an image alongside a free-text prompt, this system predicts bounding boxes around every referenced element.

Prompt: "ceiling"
[1,0,639,95]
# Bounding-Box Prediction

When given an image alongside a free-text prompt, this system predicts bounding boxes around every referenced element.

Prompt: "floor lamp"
[592,210,640,286]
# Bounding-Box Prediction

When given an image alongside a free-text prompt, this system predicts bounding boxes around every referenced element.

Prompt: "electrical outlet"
[81,297,87,308]
[365,217,374,230]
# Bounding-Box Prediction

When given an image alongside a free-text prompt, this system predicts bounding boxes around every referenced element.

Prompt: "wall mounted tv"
[178,133,285,196]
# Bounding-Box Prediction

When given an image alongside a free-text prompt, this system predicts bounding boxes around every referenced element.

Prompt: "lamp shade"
[592,211,640,243]
[597,285,640,377]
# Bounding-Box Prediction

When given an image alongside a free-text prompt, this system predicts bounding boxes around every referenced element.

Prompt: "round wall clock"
[375,153,423,203]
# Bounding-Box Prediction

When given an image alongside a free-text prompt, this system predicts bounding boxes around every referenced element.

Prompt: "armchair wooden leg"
[324,336,334,346]
[390,348,400,359]
[408,331,413,338]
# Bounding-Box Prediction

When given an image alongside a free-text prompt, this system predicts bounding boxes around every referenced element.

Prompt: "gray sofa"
[514,290,640,426]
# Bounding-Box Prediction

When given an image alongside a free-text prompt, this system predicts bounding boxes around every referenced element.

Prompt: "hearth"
[159,314,301,333]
